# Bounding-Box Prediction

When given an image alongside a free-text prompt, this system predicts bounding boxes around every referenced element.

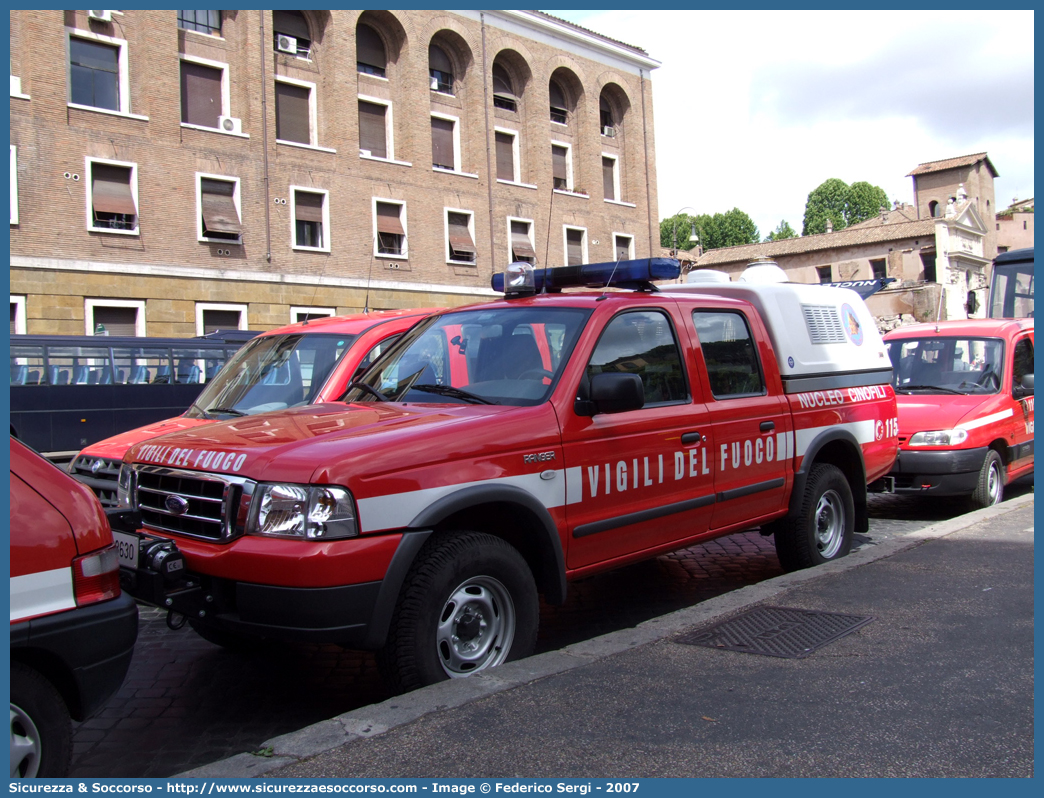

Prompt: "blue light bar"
[491,258,681,294]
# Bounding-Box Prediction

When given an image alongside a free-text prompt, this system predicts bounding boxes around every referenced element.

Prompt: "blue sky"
[553,9,1034,237]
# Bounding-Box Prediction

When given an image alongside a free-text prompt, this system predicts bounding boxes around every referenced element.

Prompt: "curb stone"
[177,494,1034,779]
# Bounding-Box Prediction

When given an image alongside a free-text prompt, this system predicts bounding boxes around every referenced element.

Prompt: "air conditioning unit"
[276,35,298,55]
[602,126,616,138]
[88,10,112,22]
[218,115,242,135]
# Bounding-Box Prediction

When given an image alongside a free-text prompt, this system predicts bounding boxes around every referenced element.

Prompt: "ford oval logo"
[165,495,190,516]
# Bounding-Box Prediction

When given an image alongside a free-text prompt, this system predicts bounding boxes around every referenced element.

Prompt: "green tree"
[659,213,699,251]
[802,178,891,235]
[660,209,759,252]
[764,219,797,242]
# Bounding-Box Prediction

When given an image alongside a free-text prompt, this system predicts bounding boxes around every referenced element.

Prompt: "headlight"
[908,429,969,447]
[116,465,135,508]
[249,484,358,540]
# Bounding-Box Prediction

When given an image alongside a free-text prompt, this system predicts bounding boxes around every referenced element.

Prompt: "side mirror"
[588,372,644,415]
[1015,373,1033,397]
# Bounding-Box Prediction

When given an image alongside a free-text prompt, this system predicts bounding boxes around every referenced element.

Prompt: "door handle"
[760,421,775,433]
[681,431,703,445]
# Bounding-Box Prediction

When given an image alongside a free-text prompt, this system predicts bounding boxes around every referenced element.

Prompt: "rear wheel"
[775,463,855,572]
[10,663,71,778]
[970,449,1004,509]
[377,531,539,694]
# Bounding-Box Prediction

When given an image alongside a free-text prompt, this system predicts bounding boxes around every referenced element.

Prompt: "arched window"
[549,79,567,124]
[492,63,516,112]
[599,95,615,136]
[429,44,453,95]
[273,11,311,58]
[356,23,387,77]
[928,200,939,217]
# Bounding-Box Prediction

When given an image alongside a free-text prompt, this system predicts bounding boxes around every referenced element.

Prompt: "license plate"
[112,531,140,568]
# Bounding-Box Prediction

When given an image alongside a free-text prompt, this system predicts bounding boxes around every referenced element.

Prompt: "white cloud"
[554,9,1035,238]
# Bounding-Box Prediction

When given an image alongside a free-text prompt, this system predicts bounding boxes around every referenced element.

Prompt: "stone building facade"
[996,197,1034,253]
[10,10,660,336]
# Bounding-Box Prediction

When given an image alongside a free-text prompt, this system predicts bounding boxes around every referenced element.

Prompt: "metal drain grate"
[676,606,874,659]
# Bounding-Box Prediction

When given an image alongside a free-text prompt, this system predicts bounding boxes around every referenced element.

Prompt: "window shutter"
[202,309,241,335]
[431,117,454,170]
[356,24,386,70]
[358,101,387,158]
[93,306,137,337]
[492,64,515,99]
[91,164,136,215]
[428,44,452,74]
[294,191,324,223]
[552,145,567,183]
[375,203,405,235]
[549,80,566,109]
[615,236,631,261]
[200,178,241,234]
[275,82,311,145]
[510,221,536,259]
[447,212,476,255]
[180,60,222,128]
[273,10,309,40]
[602,157,616,201]
[495,132,514,181]
[566,229,584,266]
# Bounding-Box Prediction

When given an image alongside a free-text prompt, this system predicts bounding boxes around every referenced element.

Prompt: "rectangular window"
[614,234,633,261]
[291,307,335,324]
[551,144,570,191]
[509,218,536,264]
[10,295,26,335]
[564,227,586,266]
[180,60,223,129]
[375,201,406,257]
[178,10,221,36]
[86,299,145,337]
[816,265,832,283]
[197,174,242,243]
[273,11,311,58]
[292,188,328,251]
[431,116,456,171]
[88,159,137,233]
[359,100,388,159]
[196,303,247,335]
[921,252,937,282]
[602,156,618,201]
[870,258,887,279]
[10,146,17,225]
[446,210,477,264]
[692,311,765,398]
[495,130,517,182]
[586,310,688,405]
[69,36,119,111]
[276,79,313,146]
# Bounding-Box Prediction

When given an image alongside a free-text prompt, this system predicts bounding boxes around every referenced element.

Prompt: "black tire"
[970,449,1005,509]
[377,531,539,694]
[188,620,269,652]
[774,463,855,572]
[10,662,72,778]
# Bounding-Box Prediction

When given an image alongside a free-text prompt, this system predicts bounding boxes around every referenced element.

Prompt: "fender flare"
[791,428,869,532]
[362,484,568,649]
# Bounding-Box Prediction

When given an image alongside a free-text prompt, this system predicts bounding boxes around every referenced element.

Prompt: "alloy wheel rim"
[436,576,515,678]
[10,704,41,778]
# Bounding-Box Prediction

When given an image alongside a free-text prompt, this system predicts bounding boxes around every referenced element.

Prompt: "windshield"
[345,306,591,406]
[885,336,1004,394]
[989,261,1034,319]
[185,333,355,418]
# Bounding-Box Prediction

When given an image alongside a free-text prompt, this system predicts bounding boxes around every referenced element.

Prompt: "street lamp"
[670,207,701,261]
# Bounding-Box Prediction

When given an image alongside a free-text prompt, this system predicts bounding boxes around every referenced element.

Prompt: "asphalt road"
[68,478,1032,778]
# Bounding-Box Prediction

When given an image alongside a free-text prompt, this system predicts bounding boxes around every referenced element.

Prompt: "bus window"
[989,250,1033,319]
[10,346,45,385]
[46,345,115,385]
[111,347,174,385]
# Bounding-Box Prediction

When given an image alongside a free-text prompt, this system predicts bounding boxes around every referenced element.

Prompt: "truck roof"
[884,318,1034,339]
[259,307,441,338]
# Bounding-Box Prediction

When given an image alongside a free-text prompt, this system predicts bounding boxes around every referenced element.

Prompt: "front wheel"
[377,531,539,694]
[774,463,855,572]
[10,663,72,778]
[970,449,1005,509]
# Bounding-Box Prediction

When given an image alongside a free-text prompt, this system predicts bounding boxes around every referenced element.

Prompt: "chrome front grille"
[134,466,256,542]
[69,456,123,509]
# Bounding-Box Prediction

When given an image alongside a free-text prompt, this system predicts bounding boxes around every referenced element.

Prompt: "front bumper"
[886,446,989,495]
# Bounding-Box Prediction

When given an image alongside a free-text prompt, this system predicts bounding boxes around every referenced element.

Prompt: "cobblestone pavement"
[68,479,1031,778]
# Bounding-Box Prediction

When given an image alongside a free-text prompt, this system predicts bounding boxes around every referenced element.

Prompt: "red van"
[882,318,1034,508]
[68,308,440,508]
[9,437,138,777]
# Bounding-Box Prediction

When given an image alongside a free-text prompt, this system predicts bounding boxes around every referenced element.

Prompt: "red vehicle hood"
[895,393,1001,436]
[82,417,214,461]
[125,402,520,485]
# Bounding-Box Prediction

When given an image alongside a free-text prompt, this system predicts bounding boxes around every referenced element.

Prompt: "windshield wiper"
[341,382,389,402]
[410,384,499,405]
[205,405,247,417]
[895,384,968,395]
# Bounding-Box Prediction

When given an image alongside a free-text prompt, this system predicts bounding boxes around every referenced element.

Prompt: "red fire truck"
[108,259,897,693]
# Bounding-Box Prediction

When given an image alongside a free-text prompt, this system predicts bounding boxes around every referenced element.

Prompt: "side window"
[693,311,765,398]
[586,310,688,405]
[358,335,401,374]
[1012,337,1033,391]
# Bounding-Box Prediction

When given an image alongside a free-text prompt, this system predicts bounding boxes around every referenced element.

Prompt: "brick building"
[996,197,1033,253]
[10,10,660,336]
